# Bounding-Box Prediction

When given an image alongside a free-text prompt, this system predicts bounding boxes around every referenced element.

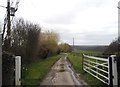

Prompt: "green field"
[22,54,64,85]
[79,50,102,56]
[68,51,107,86]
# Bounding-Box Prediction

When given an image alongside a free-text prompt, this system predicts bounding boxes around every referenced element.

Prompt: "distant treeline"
[73,38,120,56]
[73,45,108,52]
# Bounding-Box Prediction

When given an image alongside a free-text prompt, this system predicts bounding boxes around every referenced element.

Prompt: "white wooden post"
[110,55,118,86]
[15,56,21,85]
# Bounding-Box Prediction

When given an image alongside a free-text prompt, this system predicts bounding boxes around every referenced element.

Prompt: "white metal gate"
[82,54,118,86]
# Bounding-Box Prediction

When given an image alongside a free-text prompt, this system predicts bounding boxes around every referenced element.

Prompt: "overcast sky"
[0,0,119,45]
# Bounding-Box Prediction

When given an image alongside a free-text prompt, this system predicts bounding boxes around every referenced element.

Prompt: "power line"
[0,5,6,8]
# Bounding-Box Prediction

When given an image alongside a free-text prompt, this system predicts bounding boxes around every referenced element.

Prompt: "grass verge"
[22,54,64,85]
[68,52,107,86]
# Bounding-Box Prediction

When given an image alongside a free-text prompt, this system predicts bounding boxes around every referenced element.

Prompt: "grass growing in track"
[68,52,106,86]
[22,54,64,85]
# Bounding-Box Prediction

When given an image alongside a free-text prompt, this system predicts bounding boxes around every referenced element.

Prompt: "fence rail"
[82,54,118,86]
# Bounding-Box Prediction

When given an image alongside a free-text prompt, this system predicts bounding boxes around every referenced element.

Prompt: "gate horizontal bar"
[83,54,108,62]
[84,62,108,74]
[84,68,109,85]
[84,65,109,80]
[84,59,108,68]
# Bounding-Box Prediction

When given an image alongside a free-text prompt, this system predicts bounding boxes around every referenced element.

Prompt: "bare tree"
[11,18,41,64]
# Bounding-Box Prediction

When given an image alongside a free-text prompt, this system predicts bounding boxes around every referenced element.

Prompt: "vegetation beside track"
[22,54,64,85]
[68,51,106,86]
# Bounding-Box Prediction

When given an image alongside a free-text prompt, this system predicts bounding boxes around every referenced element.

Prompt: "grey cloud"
[44,11,76,24]
[101,22,117,30]
[60,31,117,45]
[83,33,117,41]
[43,0,108,25]
[81,0,108,8]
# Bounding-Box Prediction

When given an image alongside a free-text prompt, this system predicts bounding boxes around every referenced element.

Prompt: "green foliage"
[38,31,59,58]
[104,39,119,55]
[59,43,72,53]
[22,54,63,85]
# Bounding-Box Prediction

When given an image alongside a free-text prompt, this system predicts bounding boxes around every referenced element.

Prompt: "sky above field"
[0,0,119,45]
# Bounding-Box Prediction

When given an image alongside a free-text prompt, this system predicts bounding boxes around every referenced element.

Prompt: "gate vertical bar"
[15,56,21,85]
[82,54,84,70]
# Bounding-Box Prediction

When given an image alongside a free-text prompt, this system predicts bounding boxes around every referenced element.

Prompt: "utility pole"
[4,0,11,51]
[2,0,19,51]
[7,0,11,40]
[7,0,11,47]
[73,38,74,51]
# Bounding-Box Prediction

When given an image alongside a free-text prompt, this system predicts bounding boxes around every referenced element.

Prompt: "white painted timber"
[110,55,118,85]
[15,56,21,85]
